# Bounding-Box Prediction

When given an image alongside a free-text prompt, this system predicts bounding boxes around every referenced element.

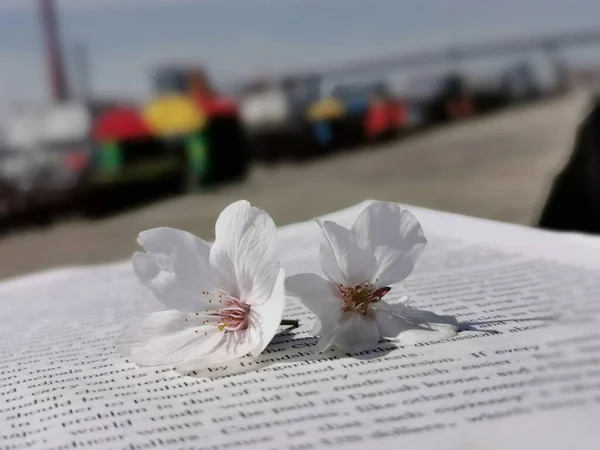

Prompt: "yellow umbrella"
[306,97,346,121]
[143,95,207,137]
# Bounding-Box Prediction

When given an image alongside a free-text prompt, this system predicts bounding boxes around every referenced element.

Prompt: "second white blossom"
[286,201,458,353]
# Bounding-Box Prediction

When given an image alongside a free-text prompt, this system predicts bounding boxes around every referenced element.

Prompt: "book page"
[1,201,600,450]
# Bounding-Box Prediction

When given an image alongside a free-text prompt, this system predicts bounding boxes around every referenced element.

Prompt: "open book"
[2,200,600,449]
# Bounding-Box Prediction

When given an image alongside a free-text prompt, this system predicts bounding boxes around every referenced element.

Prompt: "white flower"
[115,200,285,372]
[287,201,458,353]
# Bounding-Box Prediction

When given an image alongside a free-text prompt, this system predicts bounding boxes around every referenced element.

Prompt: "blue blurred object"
[345,99,370,115]
[331,82,389,115]
[312,121,333,147]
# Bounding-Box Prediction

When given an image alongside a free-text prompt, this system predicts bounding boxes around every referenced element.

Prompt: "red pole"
[39,0,68,101]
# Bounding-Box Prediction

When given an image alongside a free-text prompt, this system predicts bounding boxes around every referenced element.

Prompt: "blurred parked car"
[332,81,408,142]
[239,79,293,161]
[305,95,347,151]
[406,73,475,125]
[469,64,542,115]
[309,80,364,150]
[35,102,95,217]
[240,74,322,162]
[499,62,542,103]
[0,144,29,224]
[469,77,511,115]
[2,109,50,224]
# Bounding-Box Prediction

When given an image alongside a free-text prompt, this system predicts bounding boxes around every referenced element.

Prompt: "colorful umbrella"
[143,95,207,137]
[94,106,151,142]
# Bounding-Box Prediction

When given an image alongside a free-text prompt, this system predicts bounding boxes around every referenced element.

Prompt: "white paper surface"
[2,200,600,450]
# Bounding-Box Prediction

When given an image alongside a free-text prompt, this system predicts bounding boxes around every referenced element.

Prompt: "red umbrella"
[94,106,151,141]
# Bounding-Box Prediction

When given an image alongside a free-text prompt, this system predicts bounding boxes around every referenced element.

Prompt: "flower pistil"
[213,298,251,331]
[338,283,391,314]
[189,291,252,332]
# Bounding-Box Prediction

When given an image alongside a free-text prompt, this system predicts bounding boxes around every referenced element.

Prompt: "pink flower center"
[337,283,391,315]
[212,296,251,332]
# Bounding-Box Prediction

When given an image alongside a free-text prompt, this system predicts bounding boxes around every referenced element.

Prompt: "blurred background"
[1,0,600,280]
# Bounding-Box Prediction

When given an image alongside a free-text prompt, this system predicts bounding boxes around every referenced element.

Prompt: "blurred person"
[538,93,600,234]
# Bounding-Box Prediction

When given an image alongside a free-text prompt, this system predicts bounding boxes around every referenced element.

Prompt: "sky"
[1,0,600,119]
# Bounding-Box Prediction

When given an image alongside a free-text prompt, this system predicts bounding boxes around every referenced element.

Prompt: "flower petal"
[210,200,279,305]
[134,227,216,312]
[352,202,427,251]
[114,310,223,367]
[371,247,422,286]
[314,323,342,353]
[373,300,458,344]
[397,323,459,345]
[351,202,427,285]
[317,219,377,286]
[376,300,458,326]
[250,268,286,356]
[285,272,342,335]
[318,239,345,286]
[332,312,380,353]
[175,326,261,371]
[373,307,431,338]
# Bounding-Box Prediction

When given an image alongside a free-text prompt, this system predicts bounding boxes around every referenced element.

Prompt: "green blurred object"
[98,141,122,174]
[93,139,182,186]
[90,157,181,185]
[187,133,210,184]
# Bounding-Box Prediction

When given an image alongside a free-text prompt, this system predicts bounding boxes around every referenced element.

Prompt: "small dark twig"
[459,324,501,334]
[280,319,300,329]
